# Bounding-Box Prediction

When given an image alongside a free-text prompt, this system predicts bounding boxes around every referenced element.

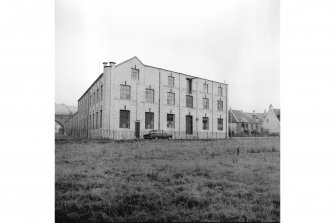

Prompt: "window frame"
[203,98,209,109]
[167,92,175,105]
[168,76,175,87]
[218,118,223,131]
[120,84,131,100]
[131,68,139,80]
[167,114,175,129]
[202,117,209,130]
[119,110,130,128]
[145,112,154,129]
[145,88,155,103]
[218,100,223,111]
[186,95,193,108]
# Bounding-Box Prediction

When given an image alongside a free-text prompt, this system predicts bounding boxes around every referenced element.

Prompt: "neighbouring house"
[229,109,261,137]
[245,104,280,135]
[55,103,77,135]
[69,56,229,140]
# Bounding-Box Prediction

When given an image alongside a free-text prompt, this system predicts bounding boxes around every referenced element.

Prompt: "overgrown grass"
[56,138,280,222]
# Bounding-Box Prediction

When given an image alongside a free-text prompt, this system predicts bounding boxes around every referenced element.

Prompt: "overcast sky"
[56,0,279,112]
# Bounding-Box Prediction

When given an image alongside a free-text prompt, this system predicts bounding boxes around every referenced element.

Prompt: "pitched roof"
[229,110,260,124]
[244,112,267,121]
[273,108,280,121]
[55,103,77,115]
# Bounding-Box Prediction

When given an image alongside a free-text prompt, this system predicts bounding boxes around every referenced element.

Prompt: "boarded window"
[186,95,193,108]
[120,84,131,99]
[131,68,139,80]
[203,117,209,130]
[203,98,209,109]
[167,114,175,128]
[119,110,130,128]
[145,89,154,103]
[218,86,223,96]
[145,112,154,129]
[218,100,223,111]
[168,76,174,87]
[167,92,175,105]
[218,118,223,131]
[203,83,208,93]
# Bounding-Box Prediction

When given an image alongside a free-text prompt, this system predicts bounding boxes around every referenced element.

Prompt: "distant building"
[70,56,229,139]
[245,104,280,135]
[229,109,261,137]
[55,103,77,135]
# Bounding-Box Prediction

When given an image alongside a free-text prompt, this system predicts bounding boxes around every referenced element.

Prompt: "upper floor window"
[218,100,223,111]
[145,89,154,103]
[93,92,96,104]
[203,83,208,93]
[167,92,175,105]
[131,68,139,80]
[120,84,131,99]
[218,86,223,96]
[101,85,103,100]
[168,76,174,87]
[203,98,209,109]
[186,95,193,108]
[186,78,192,93]
[203,117,209,130]
[97,89,99,102]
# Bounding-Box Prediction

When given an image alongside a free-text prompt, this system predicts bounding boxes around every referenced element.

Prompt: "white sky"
[56,0,279,112]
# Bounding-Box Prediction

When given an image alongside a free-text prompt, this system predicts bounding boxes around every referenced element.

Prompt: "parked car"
[143,130,173,139]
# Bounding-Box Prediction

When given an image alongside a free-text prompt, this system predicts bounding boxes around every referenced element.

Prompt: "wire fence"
[55,128,279,141]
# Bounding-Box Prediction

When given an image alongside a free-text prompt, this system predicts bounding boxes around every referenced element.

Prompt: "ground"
[55,137,280,222]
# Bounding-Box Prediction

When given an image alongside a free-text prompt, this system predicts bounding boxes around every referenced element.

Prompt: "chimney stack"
[103,62,108,67]
[109,62,116,67]
[269,104,273,110]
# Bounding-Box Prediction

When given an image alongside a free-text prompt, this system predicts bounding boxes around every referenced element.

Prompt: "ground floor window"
[218,118,223,130]
[120,110,130,128]
[100,110,102,129]
[145,112,154,129]
[167,114,175,128]
[203,117,209,130]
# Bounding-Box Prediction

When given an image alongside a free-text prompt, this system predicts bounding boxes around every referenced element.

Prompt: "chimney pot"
[103,62,108,67]
[109,62,116,66]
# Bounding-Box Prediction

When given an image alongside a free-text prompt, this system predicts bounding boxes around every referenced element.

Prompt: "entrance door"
[186,115,193,135]
[135,121,140,138]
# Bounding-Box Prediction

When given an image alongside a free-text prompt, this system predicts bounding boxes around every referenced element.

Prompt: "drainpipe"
[158,71,161,130]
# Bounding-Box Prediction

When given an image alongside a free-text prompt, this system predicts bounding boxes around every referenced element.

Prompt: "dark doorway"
[135,121,140,138]
[186,115,193,135]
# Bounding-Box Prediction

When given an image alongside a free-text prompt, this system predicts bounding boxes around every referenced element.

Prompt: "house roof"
[229,110,260,124]
[273,108,280,121]
[244,112,267,121]
[55,103,77,115]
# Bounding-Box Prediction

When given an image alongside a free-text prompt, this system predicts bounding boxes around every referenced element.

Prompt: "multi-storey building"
[72,56,228,139]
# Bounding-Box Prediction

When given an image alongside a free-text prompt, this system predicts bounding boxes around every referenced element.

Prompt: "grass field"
[55,138,280,222]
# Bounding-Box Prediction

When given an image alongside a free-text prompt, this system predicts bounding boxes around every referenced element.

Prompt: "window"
[101,85,103,100]
[119,110,130,128]
[218,118,223,131]
[93,92,95,104]
[100,110,102,128]
[97,89,99,102]
[186,78,192,93]
[96,112,98,129]
[120,84,131,99]
[93,113,95,129]
[131,68,139,80]
[218,100,223,111]
[145,89,154,103]
[168,76,174,87]
[90,95,92,106]
[145,112,154,129]
[245,123,248,129]
[203,83,208,93]
[203,98,209,109]
[241,123,245,128]
[218,86,223,96]
[167,92,175,105]
[89,115,91,129]
[167,114,175,128]
[203,117,209,130]
[186,95,193,108]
